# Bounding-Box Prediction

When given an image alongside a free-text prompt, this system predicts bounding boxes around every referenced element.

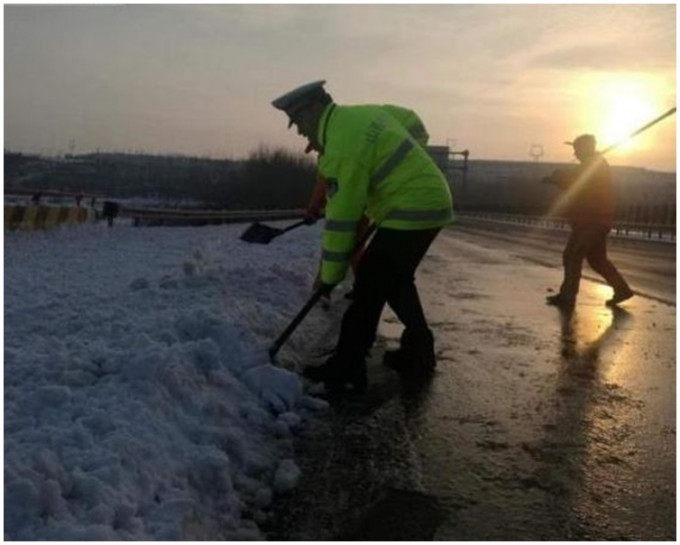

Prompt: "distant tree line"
[4,147,317,210]
[5,149,674,216]
[228,145,316,210]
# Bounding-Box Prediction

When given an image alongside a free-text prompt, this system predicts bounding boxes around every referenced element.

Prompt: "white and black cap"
[272,80,329,127]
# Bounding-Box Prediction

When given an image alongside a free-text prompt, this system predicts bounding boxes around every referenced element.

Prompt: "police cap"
[272,80,329,126]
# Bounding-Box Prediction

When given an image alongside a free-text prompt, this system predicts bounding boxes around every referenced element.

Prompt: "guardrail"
[121,207,306,227]
[457,212,676,242]
[611,221,676,241]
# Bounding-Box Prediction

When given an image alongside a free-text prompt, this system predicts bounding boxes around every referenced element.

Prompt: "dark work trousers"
[333,227,441,366]
[560,224,631,301]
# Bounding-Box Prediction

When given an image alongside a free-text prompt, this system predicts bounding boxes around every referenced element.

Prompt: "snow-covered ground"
[4,219,346,540]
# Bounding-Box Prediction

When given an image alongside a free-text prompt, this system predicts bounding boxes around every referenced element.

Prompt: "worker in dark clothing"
[272,80,453,392]
[102,201,120,227]
[543,134,634,310]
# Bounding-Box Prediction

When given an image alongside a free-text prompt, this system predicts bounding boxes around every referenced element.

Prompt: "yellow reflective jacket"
[317,103,454,285]
[382,104,429,148]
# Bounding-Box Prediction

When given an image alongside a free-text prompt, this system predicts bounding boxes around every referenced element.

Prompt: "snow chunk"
[273,459,301,494]
[243,364,303,413]
[299,394,331,411]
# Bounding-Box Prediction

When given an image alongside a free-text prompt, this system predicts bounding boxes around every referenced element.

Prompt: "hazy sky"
[4,4,677,171]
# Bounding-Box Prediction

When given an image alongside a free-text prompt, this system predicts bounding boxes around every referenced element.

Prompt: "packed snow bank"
[4,221,342,540]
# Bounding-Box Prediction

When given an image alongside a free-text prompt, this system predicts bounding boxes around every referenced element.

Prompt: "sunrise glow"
[575,74,666,154]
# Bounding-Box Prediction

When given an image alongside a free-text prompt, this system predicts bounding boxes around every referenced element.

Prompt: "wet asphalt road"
[265,219,676,541]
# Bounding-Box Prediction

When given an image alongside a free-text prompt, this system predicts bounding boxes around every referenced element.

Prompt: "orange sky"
[4,4,677,171]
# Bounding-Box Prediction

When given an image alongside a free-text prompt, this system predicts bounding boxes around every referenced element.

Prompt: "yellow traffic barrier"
[65,207,78,225]
[20,206,40,231]
[4,205,95,231]
[4,205,16,230]
[44,207,62,229]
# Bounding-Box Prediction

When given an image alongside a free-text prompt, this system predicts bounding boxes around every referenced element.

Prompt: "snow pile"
[4,221,340,540]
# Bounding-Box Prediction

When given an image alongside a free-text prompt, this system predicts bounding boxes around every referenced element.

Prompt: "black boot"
[303,354,367,393]
[546,293,575,310]
[383,328,436,375]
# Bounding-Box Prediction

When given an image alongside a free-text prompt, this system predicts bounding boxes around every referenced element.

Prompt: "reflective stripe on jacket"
[307,104,429,219]
[317,103,453,284]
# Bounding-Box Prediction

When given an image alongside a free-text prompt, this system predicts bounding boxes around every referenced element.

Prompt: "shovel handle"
[269,286,326,361]
[281,219,309,233]
[268,223,377,362]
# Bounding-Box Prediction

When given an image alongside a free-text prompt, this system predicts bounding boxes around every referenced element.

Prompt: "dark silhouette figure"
[102,201,120,227]
[543,134,633,310]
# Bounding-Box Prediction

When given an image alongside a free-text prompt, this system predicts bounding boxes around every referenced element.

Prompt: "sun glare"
[574,74,664,154]
[598,80,659,150]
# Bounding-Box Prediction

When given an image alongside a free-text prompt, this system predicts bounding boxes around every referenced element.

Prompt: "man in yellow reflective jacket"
[302,104,431,280]
[272,80,453,392]
[304,103,430,222]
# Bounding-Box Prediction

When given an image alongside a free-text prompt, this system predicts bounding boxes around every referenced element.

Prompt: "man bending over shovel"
[272,80,453,393]
[303,104,433,289]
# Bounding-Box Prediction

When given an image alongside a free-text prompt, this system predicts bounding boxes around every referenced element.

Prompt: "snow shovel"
[240,219,308,244]
[268,285,327,361]
[268,223,377,362]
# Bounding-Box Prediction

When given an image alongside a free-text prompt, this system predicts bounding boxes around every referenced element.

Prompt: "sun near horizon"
[570,73,674,158]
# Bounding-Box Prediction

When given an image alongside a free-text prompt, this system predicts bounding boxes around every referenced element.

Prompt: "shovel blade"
[239,222,284,244]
